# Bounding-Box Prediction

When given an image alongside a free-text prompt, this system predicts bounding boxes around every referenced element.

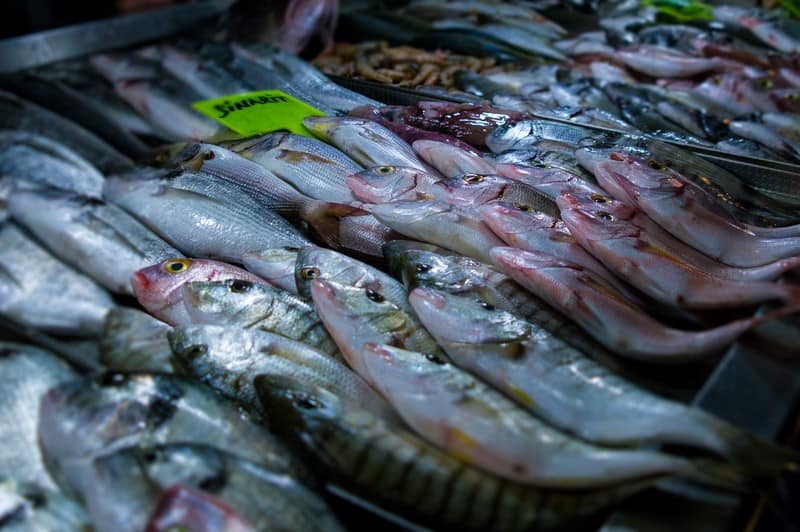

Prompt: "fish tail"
[300,200,369,250]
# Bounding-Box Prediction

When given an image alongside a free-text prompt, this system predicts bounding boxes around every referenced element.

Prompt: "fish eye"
[99,372,127,386]
[375,166,395,175]
[300,267,320,280]
[513,202,532,212]
[23,491,46,508]
[424,353,446,365]
[462,173,485,184]
[590,194,610,204]
[415,263,432,273]
[183,344,207,359]
[479,301,496,311]
[757,78,773,89]
[164,259,190,274]
[711,75,722,85]
[294,394,321,410]
[646,159,666,171]
[203,150,215,160]
[229,280,252,293]
[597,211,615,221]
[365,289,385,303]
[142,450,159,464]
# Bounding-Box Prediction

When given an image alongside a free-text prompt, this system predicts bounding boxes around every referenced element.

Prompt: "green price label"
[779,0,800,19]
[193,90,326,137]
[641,0,713,21]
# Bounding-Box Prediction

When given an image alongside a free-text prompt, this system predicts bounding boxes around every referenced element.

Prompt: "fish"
[179,279,341,358]
[0,479,90,531]
[430,174,558,216]
[360,343,745,489]
[159,44,251,99]
[303,116,435,173]
[346,165,442,204]
[551,81,620,117]
[615,45,723,78]
[168,325,394,420]
[309,278,443,377]
[368,200,505,263]
[0,222,114,339]
[479,23,567,61]
[563,191,800,281]
[728,119,800,162]
[8,189,182,295]
[99,307,173,373]
[408,287,799,479]
[485,120,595,155]
[0,131,104,199]
[713,6,800,53]
[494,162,605,200]
[241,247,301,294]
[145,485,256,532]
[412,140,497,177]
[38,372,305,501]
[85,443,341,532]
[131,258,266,325]
[591,153,800,267]
[0,343,78,490]
[0,90,132,173]
[490,246,796,361]
[104,168,311,262]
[255,374,655,532]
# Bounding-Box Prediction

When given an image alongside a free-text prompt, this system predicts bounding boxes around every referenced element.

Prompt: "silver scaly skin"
[0,478,90,532]
[99,308,173,373]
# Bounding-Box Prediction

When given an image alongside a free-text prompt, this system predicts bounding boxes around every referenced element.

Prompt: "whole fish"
[85,443,341,532]
[310,278,443,377]
[104,168,311,262]
[255,375,655,532]
[409,287,798,479]
[591,153,800,267]
[412,140,497,177]
[0,222,113,339]
[99,307,173,373]
[179,279,340,357]
[494,161,605,200]
[38,372,304,500]
[491,247,794,361]
[303,116,435,173]
[241,247,300,294]
[0,90,132,173]
[485,120,594,155]
[615,45,723,78]
[293,246,414,317]
[145,485,256,532]
[9,189,182,295]
[0,343,78,490]
[359,343,740,489]
[0,131,104,198]
[131,258,266,325]
[0,479,90,531]
[577,133,800,225]
[564,191,800,281]
[369,200,505,263]
[168,325,393,420]
[346,165,442,203]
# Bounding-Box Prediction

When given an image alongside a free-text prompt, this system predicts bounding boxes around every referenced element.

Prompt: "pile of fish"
[1,13,800,532]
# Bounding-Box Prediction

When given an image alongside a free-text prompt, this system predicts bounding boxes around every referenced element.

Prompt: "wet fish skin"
[131,258,266,326]
[309,278,443,377]
[0,343,78,490]
[145,485,256,532]
[160,44,250,99]
[616,44,723,78]
[87,443,341,532]
[38,372,304,501]
[303,116,435,173]
[0,89,132,173]
[179,279,340,358]
[495,162,605,200]
[241,247,301,294]
[0,222,114,339]
[99,307,173,373]
[346,165,442,204]
[485,120,594,155]
[0,131,104,199]
[491,246,792,361]
[592,154,800,267]
[104,169,311,262]
[255,375,655,532]
[432,174,558,217]
[9,188,182,295]
[0,479,90,531]
[168,325,394,421]
[369,200,505,264]
[412,140,497,177]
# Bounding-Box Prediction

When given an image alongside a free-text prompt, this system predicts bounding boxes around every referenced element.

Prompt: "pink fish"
[496,162,605,199]
[146,485,255,532]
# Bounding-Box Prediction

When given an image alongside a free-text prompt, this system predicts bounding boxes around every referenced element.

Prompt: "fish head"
[409,287,531,345]
[241,247,301,292]
[132,259,263,325]
[254,374,344,437]
[558,192,640,240]
[302,116,349,143]
[346,165,435,203]
[391,248,458,292]
[180,279,275,324]
[435,174,512,204]
[295,246,379,299]
[485,121,535,153]
[556,191,637,221]
[369,200,451,228]
[360,343,450,394]
[479,200,558,235]
[310,278,411,374]
[146,484,255,532]
[132,444,225,491]
[103,173,163,203]
[771,89,800,113]
[490,246,573,276]
[168,325,247,376]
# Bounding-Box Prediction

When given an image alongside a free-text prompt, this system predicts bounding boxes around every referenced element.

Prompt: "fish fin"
[300,200,370,250]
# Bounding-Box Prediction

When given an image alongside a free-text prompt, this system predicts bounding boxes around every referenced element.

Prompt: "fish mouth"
[310,278,337,304]
[131,271,150,290]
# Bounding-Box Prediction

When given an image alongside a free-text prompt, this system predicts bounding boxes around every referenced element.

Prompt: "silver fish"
[412,140,497,177]
[241,247,301,294]
[99,307,173,373]
[0,222,113,340]
[9,189,182,295]
[0,479,90,531]
[159,44,250,99]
